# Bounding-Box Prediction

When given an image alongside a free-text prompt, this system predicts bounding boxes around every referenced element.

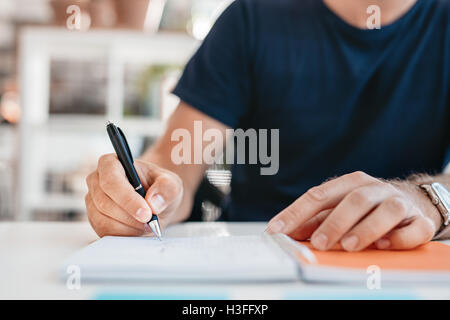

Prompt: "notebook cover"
[298,241,450,271]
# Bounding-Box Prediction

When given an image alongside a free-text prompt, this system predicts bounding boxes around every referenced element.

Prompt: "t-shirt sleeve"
[172,0,253,128]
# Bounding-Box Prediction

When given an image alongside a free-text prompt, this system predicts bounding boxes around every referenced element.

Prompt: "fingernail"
[267,220,285,234]
[376,238,391,250]
[136,208,152,222]
[311,233,328,251]
[341,235,359,251]
[150,194,165,214]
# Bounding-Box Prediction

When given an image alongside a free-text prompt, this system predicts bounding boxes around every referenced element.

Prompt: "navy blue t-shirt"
[173,0,450,221]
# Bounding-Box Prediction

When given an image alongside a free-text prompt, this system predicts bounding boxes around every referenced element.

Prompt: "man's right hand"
[85,153,183,237]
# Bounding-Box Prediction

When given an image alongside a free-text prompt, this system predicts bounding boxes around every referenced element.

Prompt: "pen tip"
[148,219,163,241]
[106,120,112,126]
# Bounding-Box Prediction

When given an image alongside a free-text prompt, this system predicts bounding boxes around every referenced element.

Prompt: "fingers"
[269,170,435,252]
[97,154,153,223]
[85,193,145,238]
[86,171,148,231]
[288,209,331,241]
[310,182,399,250]
[268,171,377,235]
[144,170,183,215]
[85,154,184,238]
[374,215,435,250]
[338,196,411,251]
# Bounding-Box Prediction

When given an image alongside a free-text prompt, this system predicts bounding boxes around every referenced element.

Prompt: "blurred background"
[0,0,233,223]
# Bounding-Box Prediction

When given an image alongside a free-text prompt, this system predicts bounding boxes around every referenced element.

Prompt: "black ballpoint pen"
[106,121,162,240]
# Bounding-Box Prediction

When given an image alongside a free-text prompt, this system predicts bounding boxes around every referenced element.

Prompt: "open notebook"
[62,234,450,284]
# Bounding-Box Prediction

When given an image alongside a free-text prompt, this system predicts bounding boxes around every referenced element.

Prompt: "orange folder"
[292,241,450,284]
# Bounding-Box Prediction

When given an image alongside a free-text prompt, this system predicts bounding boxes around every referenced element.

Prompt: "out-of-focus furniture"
[17,27,199,220]
[0,163,13,220]
[0,125,17,220]
[50,0,167,31]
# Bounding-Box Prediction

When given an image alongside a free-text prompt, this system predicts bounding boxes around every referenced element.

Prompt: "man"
[85,0,450,251]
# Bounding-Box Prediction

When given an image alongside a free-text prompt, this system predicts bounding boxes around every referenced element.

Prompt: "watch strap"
[419,183,450,240]
[434,224,450,240]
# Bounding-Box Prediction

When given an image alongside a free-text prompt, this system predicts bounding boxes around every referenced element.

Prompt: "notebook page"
[163,222,267,238]
[63,235,298,281]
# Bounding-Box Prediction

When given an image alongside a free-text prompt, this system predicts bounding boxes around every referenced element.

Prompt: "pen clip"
[117,126,134,163]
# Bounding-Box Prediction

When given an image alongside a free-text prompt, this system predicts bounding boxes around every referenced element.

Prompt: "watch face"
[432,183,450,225]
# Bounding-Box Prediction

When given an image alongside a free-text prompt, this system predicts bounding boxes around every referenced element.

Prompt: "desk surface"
[1,221,449,300]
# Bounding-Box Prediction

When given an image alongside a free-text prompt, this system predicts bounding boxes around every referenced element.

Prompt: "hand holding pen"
[106,121,164,240]
[84,122,183,238]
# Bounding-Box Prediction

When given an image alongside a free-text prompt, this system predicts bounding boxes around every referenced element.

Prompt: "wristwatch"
[419,183,450,239]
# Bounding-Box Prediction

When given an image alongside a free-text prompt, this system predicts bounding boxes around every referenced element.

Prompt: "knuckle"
[283,204,301,222]
[370,179,386,188]
[85,173,93,187]
[348,171,378,184]
[159,174,183,199]
[98,155,108,167]
[305,186,327,202]
[98,153,114,166]
[348,190,370,207]
[381,181,401,195]
[86,171,99,189]
[385,197,409,218]
[350,171,368,181]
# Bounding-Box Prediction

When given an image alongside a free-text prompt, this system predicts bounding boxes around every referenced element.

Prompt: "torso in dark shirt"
[173,0,450,221]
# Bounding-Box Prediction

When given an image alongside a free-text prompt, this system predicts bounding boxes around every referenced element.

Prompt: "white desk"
[1,221,449,300]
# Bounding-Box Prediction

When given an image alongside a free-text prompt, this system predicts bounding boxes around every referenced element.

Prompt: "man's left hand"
[268,171,440,251]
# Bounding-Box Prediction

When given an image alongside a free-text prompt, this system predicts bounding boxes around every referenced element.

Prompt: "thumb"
[145,173,183,215]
